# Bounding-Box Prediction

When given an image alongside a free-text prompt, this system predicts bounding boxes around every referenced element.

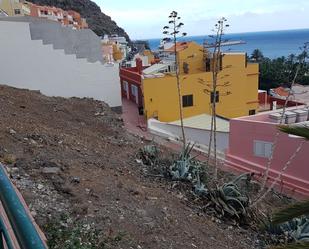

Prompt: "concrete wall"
[0,21,121,107]
[148,118,229,158]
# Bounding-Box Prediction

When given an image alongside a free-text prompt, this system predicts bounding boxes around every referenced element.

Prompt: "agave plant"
[193,171,208,196]
[137,144,159,166]
[265,124,309,249]
[268,200,309,249]
[208,173,253,219]
[169,143,198,180]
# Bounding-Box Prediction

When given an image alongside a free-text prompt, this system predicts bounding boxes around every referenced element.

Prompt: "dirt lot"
[0,85,291,249]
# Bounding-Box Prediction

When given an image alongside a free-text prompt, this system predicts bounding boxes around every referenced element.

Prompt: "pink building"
[225,106,309,199]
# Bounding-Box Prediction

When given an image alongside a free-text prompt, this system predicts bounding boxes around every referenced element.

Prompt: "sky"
[97,0,309,39]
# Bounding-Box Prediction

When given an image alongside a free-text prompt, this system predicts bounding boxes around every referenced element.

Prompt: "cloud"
[98,0,309,39]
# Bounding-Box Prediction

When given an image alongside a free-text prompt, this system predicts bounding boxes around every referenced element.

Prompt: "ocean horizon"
[145,29,309,59]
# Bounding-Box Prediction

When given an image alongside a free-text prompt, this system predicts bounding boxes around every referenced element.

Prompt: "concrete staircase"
[0,18,121,108]
[0,16,103,63]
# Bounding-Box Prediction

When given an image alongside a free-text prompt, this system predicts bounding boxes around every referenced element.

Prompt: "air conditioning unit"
[292,109,308,123]
[269,113,281,123]
[283,111,297,124]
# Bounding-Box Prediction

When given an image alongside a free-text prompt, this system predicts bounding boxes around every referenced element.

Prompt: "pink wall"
[226,119,309,198]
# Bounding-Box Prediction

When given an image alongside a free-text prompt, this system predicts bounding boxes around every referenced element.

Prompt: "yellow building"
[143,49,155,64]
[112,44,123,61]
[142,41,259,122]
[0,0,30,16]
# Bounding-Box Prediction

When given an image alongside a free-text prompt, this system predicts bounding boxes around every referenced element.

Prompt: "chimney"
[136,58,143,74]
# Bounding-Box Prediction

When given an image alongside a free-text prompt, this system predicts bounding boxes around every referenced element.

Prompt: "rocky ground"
[0,85,292,249]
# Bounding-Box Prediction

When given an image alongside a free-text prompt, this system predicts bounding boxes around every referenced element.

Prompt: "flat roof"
[169,113,230,132]
[235,105,308,123]
[143,63,168,75]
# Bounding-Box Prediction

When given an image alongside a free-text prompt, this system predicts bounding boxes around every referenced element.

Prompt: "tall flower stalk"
[206,17,229,181]
[163,11,187,151]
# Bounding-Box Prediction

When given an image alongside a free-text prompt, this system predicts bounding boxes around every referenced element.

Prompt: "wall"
[226,118,309,197]
[0,21,121,107]
[178,42,205,74]
[119,67,143,107]
[258,92,303,107]
[143,53,259,122]
[148,118,229,158]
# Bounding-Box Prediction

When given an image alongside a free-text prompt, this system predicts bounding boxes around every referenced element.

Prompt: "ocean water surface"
[146,29,309,59]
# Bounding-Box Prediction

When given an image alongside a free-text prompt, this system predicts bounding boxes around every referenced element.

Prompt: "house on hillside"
[120,41,259,122]
[0,0,30,16]
[226,106,309,198]
[0,0,88,29]
[101,35,130,63]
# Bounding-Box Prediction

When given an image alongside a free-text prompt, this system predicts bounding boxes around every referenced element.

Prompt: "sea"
[146,29,309,59]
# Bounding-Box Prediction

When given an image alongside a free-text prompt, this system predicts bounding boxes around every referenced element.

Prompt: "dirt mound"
[0,85,280,248]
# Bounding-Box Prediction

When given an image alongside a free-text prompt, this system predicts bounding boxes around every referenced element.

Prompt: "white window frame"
[123,81,129,99]
[253,140,273,158]
[131,84,139,104]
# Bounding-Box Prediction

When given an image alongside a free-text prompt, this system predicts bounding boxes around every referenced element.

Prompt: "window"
[253,140,273,158]
[205,58,211,72]
[182,94,193,107]
[249,109,256,115]
[219,54,223,70]
[131,84,138,97]
[123,81,128,92]
[183,62,189,74]
[14,9,21,15]
[210,91,219,103]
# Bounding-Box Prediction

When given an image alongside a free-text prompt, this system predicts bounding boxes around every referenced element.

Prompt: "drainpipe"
[0,164,47,249]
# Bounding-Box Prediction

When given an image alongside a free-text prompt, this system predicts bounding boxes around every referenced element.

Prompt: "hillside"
[27,0,131,42]
[0,84,268,249]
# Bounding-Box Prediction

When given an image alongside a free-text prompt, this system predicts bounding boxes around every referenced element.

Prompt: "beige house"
[0,0,30,16]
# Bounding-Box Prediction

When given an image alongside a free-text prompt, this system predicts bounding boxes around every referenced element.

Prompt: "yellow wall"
[143,49,154,64]
[112,44,123,61]
[143,44,259,122]
[178,42,205,74]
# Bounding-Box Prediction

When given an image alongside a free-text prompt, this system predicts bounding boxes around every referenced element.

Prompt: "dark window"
[205,58,211,72]
[249,109,256,115]
[183,62,189,74]
[245,53,248,67]
[210,91,219,103]
[14,9,21,15]
[182,94,193,107]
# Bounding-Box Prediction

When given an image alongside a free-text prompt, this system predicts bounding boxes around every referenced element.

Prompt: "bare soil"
[0,85,292,249]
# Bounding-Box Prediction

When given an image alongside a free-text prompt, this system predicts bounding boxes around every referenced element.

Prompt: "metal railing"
[0,164,47,249]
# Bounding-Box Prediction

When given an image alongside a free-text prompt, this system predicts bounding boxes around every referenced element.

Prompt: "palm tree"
[269,125,309,249]
[250,49,264,62]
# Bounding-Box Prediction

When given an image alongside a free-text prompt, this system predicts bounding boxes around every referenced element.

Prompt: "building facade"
[120,41,259,122]
[0,0,30,16]
[225,106,309,198]
[141,42,259,122]
[120,58,144,108]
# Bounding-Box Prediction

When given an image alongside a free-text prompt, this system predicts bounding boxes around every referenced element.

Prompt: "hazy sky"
[98,0,309,39]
